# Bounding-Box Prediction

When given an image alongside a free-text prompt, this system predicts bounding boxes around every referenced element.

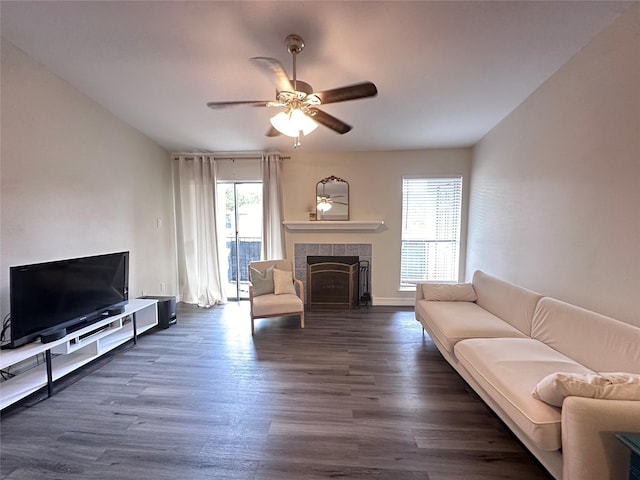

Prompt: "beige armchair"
[248,259,304,335]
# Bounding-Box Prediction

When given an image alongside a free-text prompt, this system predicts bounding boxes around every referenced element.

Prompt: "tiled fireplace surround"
[294,243,372,299]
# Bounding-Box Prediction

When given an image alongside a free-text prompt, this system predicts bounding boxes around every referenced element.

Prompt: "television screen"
[5,251,129,348]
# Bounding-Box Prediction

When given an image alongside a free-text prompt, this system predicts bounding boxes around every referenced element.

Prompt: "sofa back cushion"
[531,297,640,373]
[472,271,542,336]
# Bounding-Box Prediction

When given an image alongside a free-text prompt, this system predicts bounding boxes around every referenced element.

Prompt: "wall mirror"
[316,176,349,220]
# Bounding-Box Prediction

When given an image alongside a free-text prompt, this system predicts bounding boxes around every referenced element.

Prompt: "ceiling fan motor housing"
[285,34,305,54]
[278,80,313,96]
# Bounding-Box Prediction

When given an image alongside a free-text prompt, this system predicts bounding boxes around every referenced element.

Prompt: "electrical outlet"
[160,282,165,292]
[156,218,162,228]
[141,289,147,296]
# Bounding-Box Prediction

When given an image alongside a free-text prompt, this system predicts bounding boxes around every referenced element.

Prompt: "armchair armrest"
[294,277,304,305]
[562,396,640,480]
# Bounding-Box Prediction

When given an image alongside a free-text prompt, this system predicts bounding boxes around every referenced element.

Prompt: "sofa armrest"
[415,284,426,324]
[562,396,640,480]
[414,282,478,303]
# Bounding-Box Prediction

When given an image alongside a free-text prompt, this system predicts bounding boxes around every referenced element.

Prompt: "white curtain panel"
[261,153,285,260]
[175,156,227,307]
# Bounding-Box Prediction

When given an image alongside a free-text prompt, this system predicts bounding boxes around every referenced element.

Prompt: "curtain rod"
[172,155,290,161]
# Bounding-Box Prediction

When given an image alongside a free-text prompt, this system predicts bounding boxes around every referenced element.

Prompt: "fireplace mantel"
[283,220,384,231]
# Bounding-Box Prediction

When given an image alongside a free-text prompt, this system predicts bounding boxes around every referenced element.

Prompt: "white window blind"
[401,177,462,285]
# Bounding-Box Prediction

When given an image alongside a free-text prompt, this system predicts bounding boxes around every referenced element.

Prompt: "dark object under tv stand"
[139,296,176,329]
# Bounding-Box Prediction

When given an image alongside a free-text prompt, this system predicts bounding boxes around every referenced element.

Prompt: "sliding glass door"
[217,182,262,300]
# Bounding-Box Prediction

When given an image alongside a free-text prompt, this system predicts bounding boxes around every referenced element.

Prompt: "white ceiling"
[1,1,633,153]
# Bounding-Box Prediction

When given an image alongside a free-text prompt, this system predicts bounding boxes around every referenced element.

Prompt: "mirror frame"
[316,175,349,221]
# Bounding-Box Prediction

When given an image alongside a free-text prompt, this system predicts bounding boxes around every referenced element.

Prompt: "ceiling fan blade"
[207,100,270,109]
[265,125,281,137]
[315,82,378,105]
[307,108,352,134]
[251,57,294,93]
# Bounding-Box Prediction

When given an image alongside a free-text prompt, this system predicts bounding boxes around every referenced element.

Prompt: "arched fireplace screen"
[307,256,360,310]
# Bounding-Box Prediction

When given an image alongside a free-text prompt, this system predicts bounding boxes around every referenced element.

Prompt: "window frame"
[399,175,463,289]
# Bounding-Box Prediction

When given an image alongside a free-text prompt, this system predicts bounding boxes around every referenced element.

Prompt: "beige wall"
[467,5,640,327]
[282,149,472,305]
[0,40,177,319]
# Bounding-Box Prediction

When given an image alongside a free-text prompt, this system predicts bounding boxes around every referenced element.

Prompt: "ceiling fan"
[206,34,378,147]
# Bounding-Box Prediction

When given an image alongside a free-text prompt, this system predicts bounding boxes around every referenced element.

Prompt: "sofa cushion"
[416,300,528,354]
[531,297,640,373]
[421,283,477,302]
[472,271,542,336]
[454,337,596,451]
[532,372,640,407]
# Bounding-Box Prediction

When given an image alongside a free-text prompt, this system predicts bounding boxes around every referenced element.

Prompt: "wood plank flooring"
[0,303,552,479]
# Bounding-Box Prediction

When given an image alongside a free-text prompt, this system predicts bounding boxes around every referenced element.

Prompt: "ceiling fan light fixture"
[270,108,318,138]
[317,198,332,212]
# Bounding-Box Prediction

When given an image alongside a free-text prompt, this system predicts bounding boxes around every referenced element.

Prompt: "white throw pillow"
[421,283,477,302]
[273,268,296,295]
[532,372,640,407]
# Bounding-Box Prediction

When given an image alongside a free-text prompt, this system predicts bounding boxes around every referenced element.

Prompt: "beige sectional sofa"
[415,270,640,480]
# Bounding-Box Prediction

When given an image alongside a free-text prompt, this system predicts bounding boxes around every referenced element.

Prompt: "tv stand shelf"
[0,298,158,410]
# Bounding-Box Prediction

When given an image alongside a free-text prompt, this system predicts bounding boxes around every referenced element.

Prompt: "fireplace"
[294,243,372,307]
[307,256,359,310]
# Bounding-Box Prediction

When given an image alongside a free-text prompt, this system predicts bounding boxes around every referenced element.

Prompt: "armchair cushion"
[249,265,274,296]
[273,268,295,295]
[251,293,303,318]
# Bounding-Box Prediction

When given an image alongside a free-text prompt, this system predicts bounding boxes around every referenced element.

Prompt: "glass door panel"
[217,182,262,299]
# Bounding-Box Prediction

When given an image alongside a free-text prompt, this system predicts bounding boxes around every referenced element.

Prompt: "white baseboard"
[373,297,415,307]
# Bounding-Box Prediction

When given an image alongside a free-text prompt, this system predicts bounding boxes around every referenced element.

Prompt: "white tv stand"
[0,298,158,410]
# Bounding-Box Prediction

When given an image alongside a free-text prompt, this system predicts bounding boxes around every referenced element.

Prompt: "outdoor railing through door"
[225,236,261,283]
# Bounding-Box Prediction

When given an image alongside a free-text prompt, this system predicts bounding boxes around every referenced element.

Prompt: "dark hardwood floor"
[1,303,552,479]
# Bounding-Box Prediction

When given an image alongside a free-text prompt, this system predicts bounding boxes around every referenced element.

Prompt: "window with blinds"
[401,176,462,286]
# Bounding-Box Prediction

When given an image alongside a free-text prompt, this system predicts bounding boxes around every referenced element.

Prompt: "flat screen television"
[3,251,129,349]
